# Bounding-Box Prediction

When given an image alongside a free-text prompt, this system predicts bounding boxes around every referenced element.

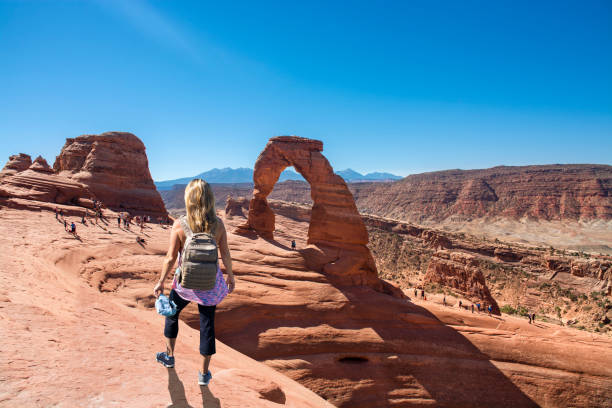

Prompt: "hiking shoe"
[156,352,175,368]
[198,370,212,386]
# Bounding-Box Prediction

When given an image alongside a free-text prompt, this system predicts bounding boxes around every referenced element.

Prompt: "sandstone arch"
[242,136,398,293]
[247,136,368,245]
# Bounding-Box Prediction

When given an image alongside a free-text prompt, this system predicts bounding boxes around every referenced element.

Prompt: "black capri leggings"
[164,289,216,356]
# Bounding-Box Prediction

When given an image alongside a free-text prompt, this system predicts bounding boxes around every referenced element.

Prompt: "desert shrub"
[500,305,516,315]
[555,306,562,318]
[516,306,529,316]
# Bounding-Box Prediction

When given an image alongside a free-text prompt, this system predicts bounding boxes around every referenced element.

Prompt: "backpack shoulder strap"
[179,216,193,239]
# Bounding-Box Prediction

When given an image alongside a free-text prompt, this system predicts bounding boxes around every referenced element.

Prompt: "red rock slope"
[351,164,612,222]
[0,207,333,408]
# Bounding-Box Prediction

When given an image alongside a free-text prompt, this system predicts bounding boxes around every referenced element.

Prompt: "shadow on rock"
[200,386,221,408]
[167,368,221,408]
[167,368,191,407]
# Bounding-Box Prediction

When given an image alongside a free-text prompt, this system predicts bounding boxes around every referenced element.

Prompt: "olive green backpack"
[177,216,218,290]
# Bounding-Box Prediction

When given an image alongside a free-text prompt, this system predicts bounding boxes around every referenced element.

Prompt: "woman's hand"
[226,274,235,293]
[154,281,164,297]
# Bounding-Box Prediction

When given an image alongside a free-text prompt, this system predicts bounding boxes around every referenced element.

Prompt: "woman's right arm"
[153,220,181,297]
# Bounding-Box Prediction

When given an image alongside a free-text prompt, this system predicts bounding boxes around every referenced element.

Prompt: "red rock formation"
[421,229,452,249]
[350,164,612,222]
[225,196,248,218]
[29,156,54,173]
[0,158,94,209]
[53,132,167,217]
[0,153,32,179]
[424,250,501,314]
[240,136,392,292]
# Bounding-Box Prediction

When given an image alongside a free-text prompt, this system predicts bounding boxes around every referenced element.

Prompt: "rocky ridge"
[0,132,167,218]
[351,164,612,222]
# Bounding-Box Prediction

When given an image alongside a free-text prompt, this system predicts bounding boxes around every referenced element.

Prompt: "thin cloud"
[94,0,203,63]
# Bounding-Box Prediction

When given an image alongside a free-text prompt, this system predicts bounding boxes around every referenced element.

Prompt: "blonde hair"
[184,179,217,234]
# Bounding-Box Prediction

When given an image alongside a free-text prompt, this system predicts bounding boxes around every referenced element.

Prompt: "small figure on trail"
[531,313,536,323]
[488,305,492,316]
[59,209,64,218]
[528,313,532,324]
[153,179,235,386]
[117,216,121,228]
[70,222,76,235]
[477,303,481,312]
[443,295,446,306]
[64,219,67,231]
[55,207,59,219]
[459,300,462,309]
[421,289,425,300]
[414,288,417,298]
[81,214,86,224]
[291,240,296,250]
[471,304,474,313]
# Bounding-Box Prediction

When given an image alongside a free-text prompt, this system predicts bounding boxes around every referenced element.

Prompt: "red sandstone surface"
[424,250,501,315]
[0,208,332,407]
[3,204,611,407]
[53,132,167,217]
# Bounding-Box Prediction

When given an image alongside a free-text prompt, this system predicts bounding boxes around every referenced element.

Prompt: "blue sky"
[0,0,610,181]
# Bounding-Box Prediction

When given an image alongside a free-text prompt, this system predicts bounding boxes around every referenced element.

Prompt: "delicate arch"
[246,136,368,246]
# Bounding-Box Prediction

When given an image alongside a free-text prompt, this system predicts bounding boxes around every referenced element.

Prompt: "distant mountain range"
[155,167,401,190]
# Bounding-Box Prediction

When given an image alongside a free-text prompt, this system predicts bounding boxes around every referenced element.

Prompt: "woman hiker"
[153,179,236,386]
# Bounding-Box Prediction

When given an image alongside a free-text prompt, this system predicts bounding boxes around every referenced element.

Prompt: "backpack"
[178,216,218,290]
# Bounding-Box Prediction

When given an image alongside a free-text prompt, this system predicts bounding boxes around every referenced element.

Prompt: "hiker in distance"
[153,179,236,386]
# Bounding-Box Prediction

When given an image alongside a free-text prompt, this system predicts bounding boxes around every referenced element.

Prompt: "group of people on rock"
[55,207,78,237]
[528,312,537,324]
[414,288,493,316]
[92,200,105,224]
[55,201,164,241]
[414,287,540,323]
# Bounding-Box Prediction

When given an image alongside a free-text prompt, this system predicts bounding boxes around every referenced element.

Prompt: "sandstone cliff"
[53,132,167,217]
[351,164,612,222]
